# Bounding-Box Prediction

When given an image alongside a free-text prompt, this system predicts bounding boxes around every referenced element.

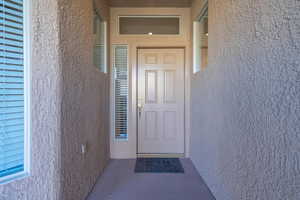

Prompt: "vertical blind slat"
[113,45,128,139]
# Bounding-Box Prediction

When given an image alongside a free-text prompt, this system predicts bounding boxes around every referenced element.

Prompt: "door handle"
[138,103,143,118]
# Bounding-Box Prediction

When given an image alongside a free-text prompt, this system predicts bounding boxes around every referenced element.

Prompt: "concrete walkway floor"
[87,159,215,200]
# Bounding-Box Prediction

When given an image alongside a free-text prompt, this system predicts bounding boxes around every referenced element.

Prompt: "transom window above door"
[118,16,181,35]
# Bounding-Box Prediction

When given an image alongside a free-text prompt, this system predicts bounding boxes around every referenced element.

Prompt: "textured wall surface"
[190,0,300,199]
[0,0,110,199]
[59,0,110,199]
[0,0,62,199]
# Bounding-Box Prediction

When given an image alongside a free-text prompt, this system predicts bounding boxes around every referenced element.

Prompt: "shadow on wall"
[190,0,300,199]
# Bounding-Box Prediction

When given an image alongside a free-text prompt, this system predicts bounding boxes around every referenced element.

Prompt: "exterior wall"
[0,0,62,199]
[58,0,110,199]
[110,8,192,159]
[0,0,110,200]
[190,0,300,199]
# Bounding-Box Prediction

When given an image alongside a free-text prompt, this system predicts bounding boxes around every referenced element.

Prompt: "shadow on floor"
[87,159,215,200]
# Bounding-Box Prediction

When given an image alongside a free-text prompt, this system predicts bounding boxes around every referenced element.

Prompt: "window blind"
[193,6,208,73]
[94,44,105,72]
[113,45,128,140]
[93,11,106,73]
[0,0,25,178]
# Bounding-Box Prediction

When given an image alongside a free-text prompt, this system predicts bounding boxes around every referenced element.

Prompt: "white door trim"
[132,44,191,158]
[136,48,186,156]
[110,42,191,159]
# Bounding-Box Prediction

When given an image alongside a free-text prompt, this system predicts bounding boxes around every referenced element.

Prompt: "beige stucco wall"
[190,0,300,199]
[59,0,110,199]
[0,0,62,199]
[0,0,110,200]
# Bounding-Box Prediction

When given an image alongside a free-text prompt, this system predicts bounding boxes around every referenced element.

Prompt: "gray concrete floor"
[87,159,215,200]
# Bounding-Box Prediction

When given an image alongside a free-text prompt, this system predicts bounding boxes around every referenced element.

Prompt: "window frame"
[93,10,108,74]
[117,15,182,36]
[193,1,208,74]
[111,44,129,141]
[0,0,31,184]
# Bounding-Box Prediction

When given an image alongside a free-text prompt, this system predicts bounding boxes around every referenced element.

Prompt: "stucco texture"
[0,0,110,199]
[0,0,62,199]
[190,0,300,199]
[59,0,110,199]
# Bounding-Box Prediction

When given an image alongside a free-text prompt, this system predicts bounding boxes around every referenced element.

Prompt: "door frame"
[135,47,186,157]
[110,42,191,159]
[109,8,192,159]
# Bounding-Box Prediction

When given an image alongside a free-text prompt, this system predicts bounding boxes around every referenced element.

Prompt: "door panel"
[138,48,185,154]
[145,111,158,140]
[145,71,158,103]
[163,111,177,140]
[164,70,176,103]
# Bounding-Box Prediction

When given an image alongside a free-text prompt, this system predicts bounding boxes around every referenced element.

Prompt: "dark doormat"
[134,158,184,173]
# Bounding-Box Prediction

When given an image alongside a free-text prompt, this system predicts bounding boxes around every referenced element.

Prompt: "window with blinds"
[93,8,107,73]
[0,0,29,182]
[113,45,128,140]
[193,3,208,73]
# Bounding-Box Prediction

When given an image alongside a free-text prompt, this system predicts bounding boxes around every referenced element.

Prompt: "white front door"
[137,48,185,154]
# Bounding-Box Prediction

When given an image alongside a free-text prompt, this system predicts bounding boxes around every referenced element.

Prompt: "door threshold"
[137,153,185,158]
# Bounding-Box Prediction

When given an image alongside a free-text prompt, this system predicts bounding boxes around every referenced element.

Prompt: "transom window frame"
[0,0,31,184]
[117,15,183,36]
[193,1,208,74]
